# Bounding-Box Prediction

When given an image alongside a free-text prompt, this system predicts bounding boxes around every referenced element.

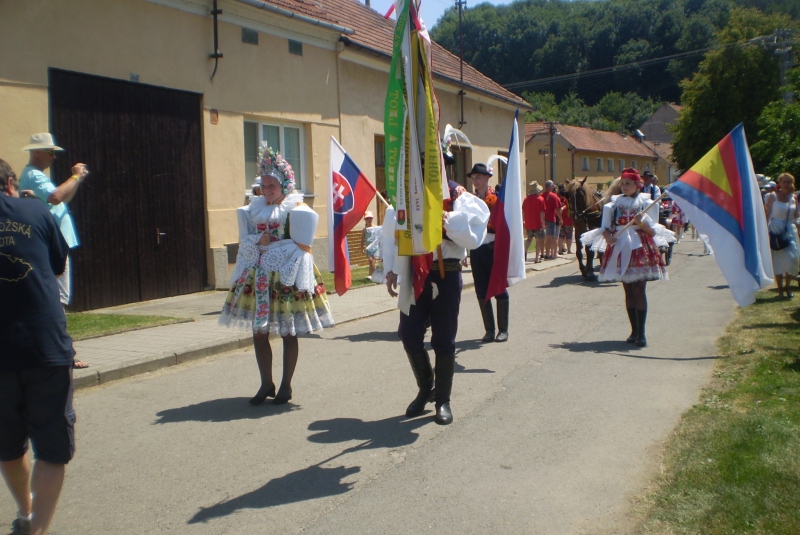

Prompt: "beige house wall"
[524,135,573,185]
[2,0,526,294]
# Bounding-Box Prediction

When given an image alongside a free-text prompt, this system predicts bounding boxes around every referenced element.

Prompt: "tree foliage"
[523,91,659,134]
[751,68,800,179]
[430,0,796,106]
[670,8,792,170]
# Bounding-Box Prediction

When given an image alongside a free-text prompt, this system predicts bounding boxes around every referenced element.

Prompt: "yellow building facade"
[1,0,527,309]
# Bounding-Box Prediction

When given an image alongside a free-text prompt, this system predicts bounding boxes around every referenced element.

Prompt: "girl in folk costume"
[468,163,510,343]
[220,147,334,405]
[581,169,675,347]
[765,172,799,298]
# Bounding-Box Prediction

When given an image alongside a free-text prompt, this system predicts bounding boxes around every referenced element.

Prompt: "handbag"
[769,231,790,251]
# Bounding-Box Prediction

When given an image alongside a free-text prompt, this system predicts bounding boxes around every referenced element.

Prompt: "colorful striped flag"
[485,110,526,302]
[666,124,773,307]
[328,137,377,296]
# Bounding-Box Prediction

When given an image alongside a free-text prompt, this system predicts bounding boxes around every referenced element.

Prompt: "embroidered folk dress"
[767,192,799,277]
[219,193,334,336]
[581,193,675,283]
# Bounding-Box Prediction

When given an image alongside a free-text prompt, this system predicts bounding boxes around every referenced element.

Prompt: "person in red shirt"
[522,181,545,263]
[558,187,574,255]
[542,180,562,259]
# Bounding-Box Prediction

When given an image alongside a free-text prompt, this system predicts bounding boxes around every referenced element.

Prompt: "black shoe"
[435,402,453,425]
[481,331,496,343]
[495,299,509,343]
[479,299,496,343]
[495,331,508,342]
[272,387,292,405]
[406,389,434,417]
[249,383,276,405]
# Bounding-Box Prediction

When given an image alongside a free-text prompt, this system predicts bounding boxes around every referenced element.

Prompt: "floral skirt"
[219,263,334,337]
[600,233,667,283]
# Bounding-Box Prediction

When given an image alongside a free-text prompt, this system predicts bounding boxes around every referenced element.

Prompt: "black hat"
[641,170,654,177]
[468,163,492,177]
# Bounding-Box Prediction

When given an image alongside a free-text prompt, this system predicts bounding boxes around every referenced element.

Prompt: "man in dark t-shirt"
[0,159,75,535]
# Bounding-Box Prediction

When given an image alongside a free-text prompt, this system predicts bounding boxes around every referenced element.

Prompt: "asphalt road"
[2,240,736,534]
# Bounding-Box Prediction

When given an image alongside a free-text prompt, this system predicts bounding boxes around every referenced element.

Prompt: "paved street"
[2,240,735,534]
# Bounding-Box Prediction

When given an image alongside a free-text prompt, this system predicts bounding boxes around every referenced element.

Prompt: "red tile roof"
[526,122,656,158]
[256,0,530,108]
[524,122,550,143]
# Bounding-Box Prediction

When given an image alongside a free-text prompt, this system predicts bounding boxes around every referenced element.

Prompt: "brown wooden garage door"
[49,69,206,311]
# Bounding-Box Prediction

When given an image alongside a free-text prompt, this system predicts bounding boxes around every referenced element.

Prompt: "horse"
[565,177,604,281]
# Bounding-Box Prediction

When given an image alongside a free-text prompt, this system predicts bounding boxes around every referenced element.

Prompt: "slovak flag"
[328,137,377,296]
[485,110,526,302]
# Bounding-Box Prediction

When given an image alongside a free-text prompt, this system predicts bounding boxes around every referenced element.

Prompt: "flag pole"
[375,189,391,208]
[613,191,668,238]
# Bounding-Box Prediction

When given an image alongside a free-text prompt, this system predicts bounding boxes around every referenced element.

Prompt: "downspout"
[232,0,355,35]
[209,0,223,80]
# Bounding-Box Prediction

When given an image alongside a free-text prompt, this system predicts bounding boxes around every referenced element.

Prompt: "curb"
[73,258,575,391]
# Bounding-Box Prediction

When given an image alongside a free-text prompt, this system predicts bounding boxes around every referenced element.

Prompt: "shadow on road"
[536,273,585,288]
[307,414,428,449]
[188,415,428,524]
[331,330,400,342]
[550,340,723,361]
[153,397,297,424]
[188,463,360,524]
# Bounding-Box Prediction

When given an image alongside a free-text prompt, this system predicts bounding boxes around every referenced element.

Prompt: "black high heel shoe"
[249,383,276,405]
[273,386,293,405]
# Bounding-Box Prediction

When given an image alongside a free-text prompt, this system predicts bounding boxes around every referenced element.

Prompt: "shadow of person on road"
[306,415,428,449]
[331,330,401,343]
[153,397,297,424]
[550,340,723,361]
[188,463,360,524]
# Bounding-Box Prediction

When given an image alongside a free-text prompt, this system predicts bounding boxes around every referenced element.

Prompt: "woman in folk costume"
[220,147,334,405]
[581,168,675,347]
[384,181,489,425]
[468,163,510,343]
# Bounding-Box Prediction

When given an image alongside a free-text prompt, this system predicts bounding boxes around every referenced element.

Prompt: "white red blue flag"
[485,110,526,302]
[328,137,377,296]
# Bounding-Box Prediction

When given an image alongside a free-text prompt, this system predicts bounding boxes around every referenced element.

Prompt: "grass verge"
[320,265,377,293]
[637,289,800,534]
[66,313,188,341]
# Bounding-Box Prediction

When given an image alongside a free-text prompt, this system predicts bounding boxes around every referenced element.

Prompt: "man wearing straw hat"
[522,181,545,263]
[18,134,89,369]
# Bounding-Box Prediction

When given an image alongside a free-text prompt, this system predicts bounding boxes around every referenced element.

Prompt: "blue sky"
[366,0,514,33]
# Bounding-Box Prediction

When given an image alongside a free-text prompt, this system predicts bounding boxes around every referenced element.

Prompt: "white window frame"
[607,159,614,172]
[646,162,652,172]
[618,159,624,172]
[596,158,603,171]
[631,160,637,170]
[244,120,306,193]
[581,156,589,171]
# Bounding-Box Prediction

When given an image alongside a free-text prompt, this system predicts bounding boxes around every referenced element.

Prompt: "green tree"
[751,68,800,179]
[671,9,788,170]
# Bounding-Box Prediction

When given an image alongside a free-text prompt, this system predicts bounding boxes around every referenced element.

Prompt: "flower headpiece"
[258,145,295,194]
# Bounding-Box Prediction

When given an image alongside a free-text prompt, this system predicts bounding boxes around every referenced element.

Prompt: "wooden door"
[49,69,206,311]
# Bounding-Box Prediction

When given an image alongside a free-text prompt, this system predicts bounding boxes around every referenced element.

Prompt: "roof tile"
[525,122,657,158]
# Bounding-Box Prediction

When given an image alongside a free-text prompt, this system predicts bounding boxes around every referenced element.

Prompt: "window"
[631,160,637,170]
[646,162,652,172]
[581,156,589,171]
[288,39,303,56]
[596,158,603,171]
[619,159,624,172]
[607,159,614,172]
[242,28,258,45]
[243,120,305,192]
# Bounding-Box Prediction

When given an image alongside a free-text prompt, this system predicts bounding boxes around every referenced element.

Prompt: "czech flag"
[667,124,773,307]
[485,110,526,302]
[328,137,377,296]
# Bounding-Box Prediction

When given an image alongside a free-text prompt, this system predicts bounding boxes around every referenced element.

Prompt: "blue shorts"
[545,221,559,236]
[0,366,76,464]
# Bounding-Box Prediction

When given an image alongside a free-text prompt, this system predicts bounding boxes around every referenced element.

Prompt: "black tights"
[623,281,647,310]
